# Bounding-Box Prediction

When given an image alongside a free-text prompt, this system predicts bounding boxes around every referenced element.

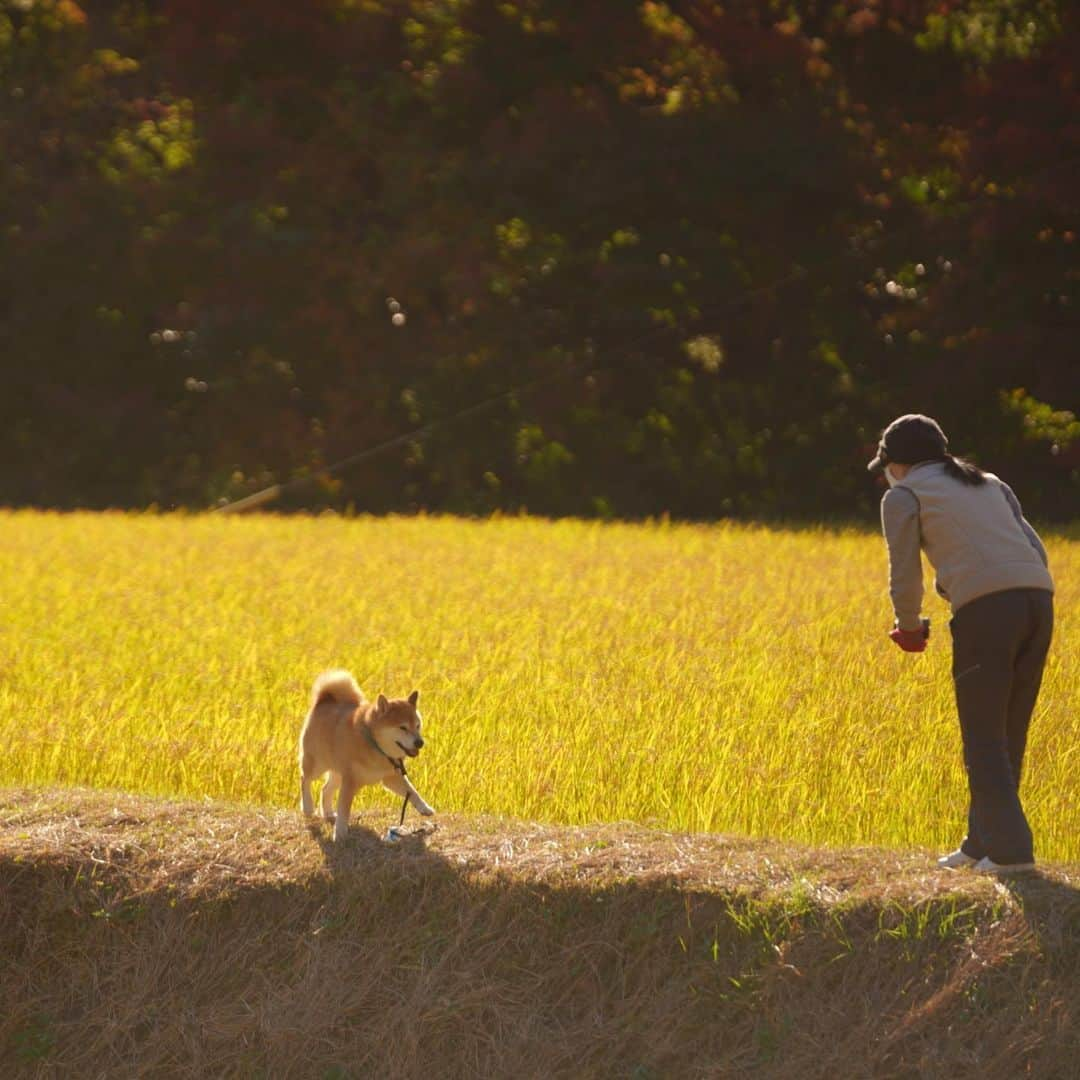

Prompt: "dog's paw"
[420,805,435,817]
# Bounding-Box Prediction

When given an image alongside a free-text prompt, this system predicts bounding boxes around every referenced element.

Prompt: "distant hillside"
[2,2,1077,517]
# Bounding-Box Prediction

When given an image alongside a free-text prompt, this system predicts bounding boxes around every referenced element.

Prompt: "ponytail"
[942,454,987,486]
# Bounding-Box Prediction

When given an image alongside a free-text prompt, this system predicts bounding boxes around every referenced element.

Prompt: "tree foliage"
[1,0,1076,517]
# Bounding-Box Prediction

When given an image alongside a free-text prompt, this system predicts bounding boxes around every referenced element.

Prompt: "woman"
[868,414,1054,874]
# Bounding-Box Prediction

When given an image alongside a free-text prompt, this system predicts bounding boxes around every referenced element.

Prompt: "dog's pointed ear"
[376,693,389,713]
[408,690,420,707]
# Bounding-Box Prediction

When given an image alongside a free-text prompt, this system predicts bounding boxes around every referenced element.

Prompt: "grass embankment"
[2,512,1079,861]
[2,788,1079,1078]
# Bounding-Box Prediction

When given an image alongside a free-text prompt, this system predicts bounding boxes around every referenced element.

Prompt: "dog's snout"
[415,736,424,749]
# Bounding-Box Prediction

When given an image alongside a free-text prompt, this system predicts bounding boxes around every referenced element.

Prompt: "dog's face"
[372,690,424,759]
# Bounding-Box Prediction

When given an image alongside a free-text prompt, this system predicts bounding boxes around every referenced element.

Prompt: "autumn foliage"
[1,1,1076,516]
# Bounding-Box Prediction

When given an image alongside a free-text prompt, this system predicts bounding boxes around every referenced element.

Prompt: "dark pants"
[951,588,1054,865]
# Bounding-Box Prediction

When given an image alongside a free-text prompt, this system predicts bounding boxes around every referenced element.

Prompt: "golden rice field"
[1,511,1077,861]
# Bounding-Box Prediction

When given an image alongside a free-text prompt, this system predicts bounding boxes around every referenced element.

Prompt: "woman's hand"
[889,618,930,652]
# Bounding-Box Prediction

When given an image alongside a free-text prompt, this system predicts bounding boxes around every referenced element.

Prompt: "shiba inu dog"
[298,670,434,842]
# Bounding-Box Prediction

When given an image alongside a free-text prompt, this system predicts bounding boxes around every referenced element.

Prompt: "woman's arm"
[881,486,924,631]
[1001,482,1049,567]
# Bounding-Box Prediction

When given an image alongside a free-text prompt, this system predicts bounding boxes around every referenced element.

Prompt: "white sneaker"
[972,856,1036,875]
[937,849,978,870]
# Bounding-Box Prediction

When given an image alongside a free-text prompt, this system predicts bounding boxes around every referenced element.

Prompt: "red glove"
[889,619,930,652]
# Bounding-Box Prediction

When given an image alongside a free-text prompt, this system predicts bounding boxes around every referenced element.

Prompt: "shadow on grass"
[303,814,442,870]
[1002,870,1080,954]
[2,813,1079,1079]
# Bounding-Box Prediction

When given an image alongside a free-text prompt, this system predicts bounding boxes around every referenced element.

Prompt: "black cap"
[867,414,948,474]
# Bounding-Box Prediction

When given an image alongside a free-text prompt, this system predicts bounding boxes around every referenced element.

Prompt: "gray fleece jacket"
[880,461,1054,631]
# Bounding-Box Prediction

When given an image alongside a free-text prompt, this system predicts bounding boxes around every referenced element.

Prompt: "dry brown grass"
[2,787,1079,1078]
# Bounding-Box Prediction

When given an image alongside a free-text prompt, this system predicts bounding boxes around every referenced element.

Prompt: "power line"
[214,256,822,513]
[215,155,1078,514]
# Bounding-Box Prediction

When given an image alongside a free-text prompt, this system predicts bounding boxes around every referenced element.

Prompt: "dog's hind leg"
[333,776,357,842]
[300,754,315,817]
[321,772,340,823]
[383,772,435,817]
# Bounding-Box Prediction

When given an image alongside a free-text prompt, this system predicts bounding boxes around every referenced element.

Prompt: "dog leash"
[394,761,409,829]
[360,726,411,830]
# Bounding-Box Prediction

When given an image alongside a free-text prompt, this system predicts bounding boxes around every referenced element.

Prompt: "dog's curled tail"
[311,669,365,708]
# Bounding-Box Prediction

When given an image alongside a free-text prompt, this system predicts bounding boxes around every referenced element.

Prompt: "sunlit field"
[2,511,1077,861]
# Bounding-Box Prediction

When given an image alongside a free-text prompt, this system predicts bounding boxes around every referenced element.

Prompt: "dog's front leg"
[333,776,358,842]
[383,772,435,817]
